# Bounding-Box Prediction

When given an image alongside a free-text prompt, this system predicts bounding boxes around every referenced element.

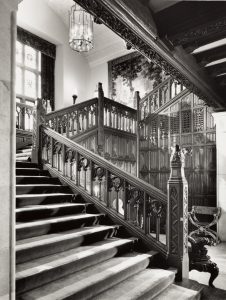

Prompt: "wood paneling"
[140,92,216,208]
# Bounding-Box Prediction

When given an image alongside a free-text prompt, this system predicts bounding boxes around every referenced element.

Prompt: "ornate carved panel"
[140,92,216,209]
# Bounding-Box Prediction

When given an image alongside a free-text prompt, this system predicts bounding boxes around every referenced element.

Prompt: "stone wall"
[0,0,17,298]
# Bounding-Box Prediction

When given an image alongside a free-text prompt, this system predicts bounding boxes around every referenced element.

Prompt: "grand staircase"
[15,157,200,299]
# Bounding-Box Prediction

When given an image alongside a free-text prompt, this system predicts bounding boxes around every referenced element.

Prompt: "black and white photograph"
[0,0,226,299]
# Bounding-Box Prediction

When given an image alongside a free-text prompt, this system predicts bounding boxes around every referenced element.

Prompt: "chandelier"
[69,4,94,52]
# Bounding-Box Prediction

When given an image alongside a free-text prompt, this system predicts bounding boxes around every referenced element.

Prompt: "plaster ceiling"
[45,0,183,66]
[46,0,131,67]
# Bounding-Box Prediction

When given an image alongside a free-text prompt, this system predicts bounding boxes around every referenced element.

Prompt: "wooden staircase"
[15,158,200,299]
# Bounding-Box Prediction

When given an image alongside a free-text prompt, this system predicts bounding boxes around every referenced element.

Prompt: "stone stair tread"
[16,237,137,279]
[16,202,87,212]
[92,268,175,300]
[18,252,153,300]
[154,283,200,299]
[16,225,120,248]
[16,168,40,170]
[16,184,63,187]
[16,193,75,198]
[16,176,50,178]
[16,213,104,228]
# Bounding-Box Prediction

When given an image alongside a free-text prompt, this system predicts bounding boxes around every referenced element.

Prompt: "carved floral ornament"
[170,145,192,165]
[74,0,218,108]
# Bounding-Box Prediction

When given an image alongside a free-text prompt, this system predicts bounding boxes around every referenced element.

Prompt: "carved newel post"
[31,98,46,164]
[97,82,104,156]
[167,145,189,281]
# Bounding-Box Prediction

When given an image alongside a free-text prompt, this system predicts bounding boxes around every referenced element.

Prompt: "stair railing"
[40,125,168,252]
[45,98,98,139]
[139,77,187,120]
[16,102,34,131]
[44,83,137,174]
[39,125,189,279]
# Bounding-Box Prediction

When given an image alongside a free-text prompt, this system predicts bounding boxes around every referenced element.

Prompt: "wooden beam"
[206,62,226,77]
[194,45,226,67]
[73,0,225,109]
[155,2,226,49]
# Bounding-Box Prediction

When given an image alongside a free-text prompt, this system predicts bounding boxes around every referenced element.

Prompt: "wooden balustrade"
[40,126,189,280]
[40,125,168,252]
[139,77,186,120]
[45,98,98,138]
[16,102,34,131]
[43,83,137,175]
[103,97,137,134]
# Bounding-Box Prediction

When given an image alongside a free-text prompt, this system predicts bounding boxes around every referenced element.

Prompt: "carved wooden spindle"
[167,144,189,281]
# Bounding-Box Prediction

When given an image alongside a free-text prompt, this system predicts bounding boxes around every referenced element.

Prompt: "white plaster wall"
[17,0,91,109]
[0,0,17,298]
[87,62,109,99]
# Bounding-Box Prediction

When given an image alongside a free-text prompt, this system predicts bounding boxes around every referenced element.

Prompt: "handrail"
[139,77,187,120]
[40,125,167,250]
[45,98,98,120]
[104,97,137,115]
[42,126,167,204]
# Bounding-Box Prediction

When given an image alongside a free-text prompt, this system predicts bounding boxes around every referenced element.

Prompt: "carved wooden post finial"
[97,82,104,156]
[31,98,46,164]
[167,144,189,281]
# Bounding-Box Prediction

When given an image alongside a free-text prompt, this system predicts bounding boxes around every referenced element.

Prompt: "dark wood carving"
[140,91,216,210]
[73,0,220,108]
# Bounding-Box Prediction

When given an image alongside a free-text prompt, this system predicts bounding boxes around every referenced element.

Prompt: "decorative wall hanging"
[108,52,167,108]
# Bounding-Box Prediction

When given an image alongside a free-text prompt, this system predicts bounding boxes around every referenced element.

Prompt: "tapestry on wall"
[108,52,167,108]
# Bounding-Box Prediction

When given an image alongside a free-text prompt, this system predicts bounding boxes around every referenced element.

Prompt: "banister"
[16,102,34,110]
[140,77,172,105]
[139,77,187,119]
[45,98,98,120]
[104,97,137,115]
[41,125,167,205]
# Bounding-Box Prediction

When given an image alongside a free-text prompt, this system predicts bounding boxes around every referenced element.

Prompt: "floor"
[189,242,226,299]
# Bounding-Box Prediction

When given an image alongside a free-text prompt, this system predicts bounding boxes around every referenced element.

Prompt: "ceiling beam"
[155,2,226,51]
[193,45,226,67]
[206,62,226,77]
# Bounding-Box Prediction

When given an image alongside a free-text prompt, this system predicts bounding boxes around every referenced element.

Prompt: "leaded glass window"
[16,41,41,104]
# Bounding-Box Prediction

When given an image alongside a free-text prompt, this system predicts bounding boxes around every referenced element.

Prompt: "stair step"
[17,148,32,154]
[16,152,31,157]
[16,225,120,263]
[16,237,137,294]
[16,193,78,208]
[16,184,72,195]
[18,251,153,299]
[16,157,31,161]
[16,162,38,168]
[16,203,93,222]
[16,213,105,240]
[154,283,200,300]
[92,268,175,300]
[16,168,49,176]
[16,176,60,185]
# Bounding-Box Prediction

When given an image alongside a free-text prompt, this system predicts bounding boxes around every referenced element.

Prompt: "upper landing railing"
[45,84,137,141]
[139,77,187,120]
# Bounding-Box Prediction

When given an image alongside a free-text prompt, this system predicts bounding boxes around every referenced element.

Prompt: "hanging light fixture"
[69,4,94,52]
